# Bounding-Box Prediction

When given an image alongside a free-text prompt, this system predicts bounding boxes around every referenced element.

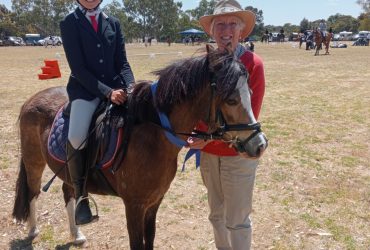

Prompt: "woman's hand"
[186,137,212,149]
[110,89,127,105]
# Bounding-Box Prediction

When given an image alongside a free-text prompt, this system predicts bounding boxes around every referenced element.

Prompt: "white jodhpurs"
[200,152,258,250]
[68,98,100,149]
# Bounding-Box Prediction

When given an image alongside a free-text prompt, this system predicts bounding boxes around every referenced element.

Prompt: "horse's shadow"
[9,237,33,250]
[9,237,74,250]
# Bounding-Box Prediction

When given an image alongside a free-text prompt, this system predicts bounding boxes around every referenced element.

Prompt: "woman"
[188,0,265,249]
[60,0,135,225]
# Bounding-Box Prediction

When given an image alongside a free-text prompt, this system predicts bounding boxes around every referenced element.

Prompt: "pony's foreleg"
[62,183,86,245]
[144,197,163,250]
[126,203,146,250]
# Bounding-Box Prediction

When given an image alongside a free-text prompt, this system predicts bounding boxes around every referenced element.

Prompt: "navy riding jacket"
[60,8,135,101]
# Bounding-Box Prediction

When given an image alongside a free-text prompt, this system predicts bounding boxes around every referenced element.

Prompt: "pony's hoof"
[28,226,40,238]
[73,231,87,245]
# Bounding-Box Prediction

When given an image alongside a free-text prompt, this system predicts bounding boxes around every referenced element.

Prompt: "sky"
[2,0,363,26]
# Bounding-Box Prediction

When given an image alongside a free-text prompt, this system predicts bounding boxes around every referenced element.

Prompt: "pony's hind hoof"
[28,226,40,238]
[73,231,87,245]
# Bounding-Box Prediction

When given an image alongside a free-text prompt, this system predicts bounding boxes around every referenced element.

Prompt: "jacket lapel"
[75,8,99,40]
[99,12,110,36]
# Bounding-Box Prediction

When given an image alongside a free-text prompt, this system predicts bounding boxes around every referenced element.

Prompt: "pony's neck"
[168,85,212,134]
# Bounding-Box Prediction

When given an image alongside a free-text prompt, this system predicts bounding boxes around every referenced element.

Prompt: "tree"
[327,14,360,32]
[10,0,74,35]
[0,4,20,37]
[357,0,370,13]
[358,12,370,30]
[299,18,310,31]
[244,6,264,37]
[123,0,181,40]
[189,0,216,20]
[105,0,140,42]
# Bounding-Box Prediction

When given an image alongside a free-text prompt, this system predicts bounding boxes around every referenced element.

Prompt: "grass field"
[0,42,369,249]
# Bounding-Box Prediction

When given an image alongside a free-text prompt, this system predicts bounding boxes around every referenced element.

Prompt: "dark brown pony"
[12,46,267,249]
[314,29,333,56]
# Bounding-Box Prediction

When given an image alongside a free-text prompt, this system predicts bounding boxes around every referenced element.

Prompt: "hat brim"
[199,10,256,39]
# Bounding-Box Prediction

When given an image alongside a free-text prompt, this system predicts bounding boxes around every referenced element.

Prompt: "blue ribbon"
[151,82,187,148]
[182,149,200,171]
[151,81,200,170]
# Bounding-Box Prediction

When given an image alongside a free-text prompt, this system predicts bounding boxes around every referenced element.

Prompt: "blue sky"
[2,0,363,26]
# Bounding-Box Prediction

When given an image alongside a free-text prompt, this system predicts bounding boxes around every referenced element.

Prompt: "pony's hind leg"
[13,113,48,238]
[12,154,45,238]
[62,183,86,245]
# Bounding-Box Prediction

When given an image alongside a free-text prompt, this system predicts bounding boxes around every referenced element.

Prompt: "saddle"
[47,100,135,195]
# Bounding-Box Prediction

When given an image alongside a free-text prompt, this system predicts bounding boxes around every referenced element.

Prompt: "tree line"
[1,0,369,41]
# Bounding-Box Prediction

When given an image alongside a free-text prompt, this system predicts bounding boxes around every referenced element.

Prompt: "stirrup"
[75,195,99,226]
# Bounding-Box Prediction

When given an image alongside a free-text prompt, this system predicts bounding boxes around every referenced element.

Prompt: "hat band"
[214,6,242,15]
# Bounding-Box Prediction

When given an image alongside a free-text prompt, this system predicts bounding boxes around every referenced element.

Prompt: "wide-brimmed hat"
[199,0,256,39]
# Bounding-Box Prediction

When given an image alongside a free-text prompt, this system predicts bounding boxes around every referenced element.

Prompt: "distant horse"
[12,45,267,249]
[313,30,333,56]
[278,33,285,43]
[261,33,269,43]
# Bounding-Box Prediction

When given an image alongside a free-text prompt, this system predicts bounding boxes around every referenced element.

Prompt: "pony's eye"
[226,99,238,106]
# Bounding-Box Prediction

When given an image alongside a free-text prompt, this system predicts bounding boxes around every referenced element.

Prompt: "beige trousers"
[200,152,258,250]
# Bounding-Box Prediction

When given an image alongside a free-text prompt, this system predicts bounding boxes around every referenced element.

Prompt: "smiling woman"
[189,1,267,249]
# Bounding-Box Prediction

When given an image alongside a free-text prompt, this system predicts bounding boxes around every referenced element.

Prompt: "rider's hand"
[110,89,127,105]
[186,137,211,149]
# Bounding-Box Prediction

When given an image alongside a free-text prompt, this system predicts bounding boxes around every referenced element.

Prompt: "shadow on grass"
[9,237,74,250]
[9,237,33,250]
[55,243,74,249]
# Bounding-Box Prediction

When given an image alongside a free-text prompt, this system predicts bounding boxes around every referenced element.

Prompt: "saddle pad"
[47,106,123,169]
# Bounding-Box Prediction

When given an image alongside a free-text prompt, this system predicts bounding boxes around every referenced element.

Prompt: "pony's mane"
[132,49,247,114]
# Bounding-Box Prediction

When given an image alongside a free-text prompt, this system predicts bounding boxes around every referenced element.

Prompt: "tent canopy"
[179,28,205,35]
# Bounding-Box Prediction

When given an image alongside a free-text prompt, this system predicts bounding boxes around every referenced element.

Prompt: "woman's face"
[212,16,243,51]
[79,0,101,10]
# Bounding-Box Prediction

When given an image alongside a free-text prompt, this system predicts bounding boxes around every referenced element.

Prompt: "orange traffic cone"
[38,60,61,80]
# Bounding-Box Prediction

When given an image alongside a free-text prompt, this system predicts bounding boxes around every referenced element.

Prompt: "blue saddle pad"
[47,106,122,169]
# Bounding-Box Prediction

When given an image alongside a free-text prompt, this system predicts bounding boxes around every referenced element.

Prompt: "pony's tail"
[12,157,30,222]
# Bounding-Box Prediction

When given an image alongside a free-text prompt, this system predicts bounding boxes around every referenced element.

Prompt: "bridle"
[177,77,263,152]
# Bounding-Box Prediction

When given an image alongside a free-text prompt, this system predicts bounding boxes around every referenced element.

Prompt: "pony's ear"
[206,44,215,54]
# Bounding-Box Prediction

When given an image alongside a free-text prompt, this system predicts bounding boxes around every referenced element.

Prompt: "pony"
[277,32,285,43]
[313,29,333,56]
[261,33,269,43]
[12,45,267,249]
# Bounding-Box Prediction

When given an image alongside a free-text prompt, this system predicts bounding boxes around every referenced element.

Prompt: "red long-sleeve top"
[198,50,265,156]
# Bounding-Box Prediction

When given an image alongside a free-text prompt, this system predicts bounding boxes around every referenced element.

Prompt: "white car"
[37,36,63,46]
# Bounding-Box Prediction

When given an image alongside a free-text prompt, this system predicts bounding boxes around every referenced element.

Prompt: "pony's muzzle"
[235,132,268,158]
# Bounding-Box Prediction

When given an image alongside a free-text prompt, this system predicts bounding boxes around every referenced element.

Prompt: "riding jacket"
[60,8,134,102]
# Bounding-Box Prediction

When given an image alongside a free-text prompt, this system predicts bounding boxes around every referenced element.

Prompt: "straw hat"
[199,0,256,39]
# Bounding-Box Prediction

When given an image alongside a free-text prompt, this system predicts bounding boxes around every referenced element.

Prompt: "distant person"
[319,19,327,38]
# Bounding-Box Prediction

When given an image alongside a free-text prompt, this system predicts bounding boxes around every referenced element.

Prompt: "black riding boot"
[66,141,93,225]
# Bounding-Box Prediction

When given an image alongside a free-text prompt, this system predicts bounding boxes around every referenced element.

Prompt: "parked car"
[332,34,340,41]
[3,36,23,46]
[38,36,63,46]
[25,33,41,46]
